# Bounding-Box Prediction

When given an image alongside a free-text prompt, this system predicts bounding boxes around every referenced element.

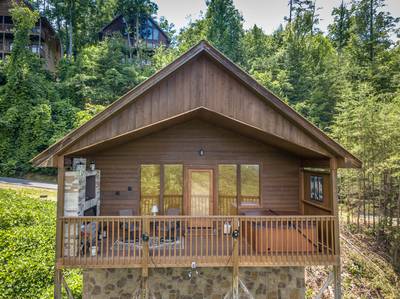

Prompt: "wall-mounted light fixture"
[198,148,205,156]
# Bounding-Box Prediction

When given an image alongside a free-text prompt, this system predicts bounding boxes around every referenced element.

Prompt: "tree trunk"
[363,169,366,226]
[68,3,73,58]
[369,0,374,63]
[136,14,141,63]
[122,17,133,60]
[372,172,375,230]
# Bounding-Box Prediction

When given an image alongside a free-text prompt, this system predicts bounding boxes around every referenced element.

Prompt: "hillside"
[0,187,82,299]
[0,186,398,298]
[306,225,400,299]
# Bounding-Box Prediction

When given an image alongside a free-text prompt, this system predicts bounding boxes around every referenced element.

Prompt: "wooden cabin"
[0,0,61,71]
[32,41,360,299]
[99,14,170,52]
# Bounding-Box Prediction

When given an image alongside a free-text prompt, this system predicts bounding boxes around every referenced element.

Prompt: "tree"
[205,0,244,63]
[0,3,75,175]
[58,36,149,108]
[290,0,320,36]
[328,0,352,52]
[116,0,158,59]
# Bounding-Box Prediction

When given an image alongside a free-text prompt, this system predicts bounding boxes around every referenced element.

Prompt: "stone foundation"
[83,267,305,299]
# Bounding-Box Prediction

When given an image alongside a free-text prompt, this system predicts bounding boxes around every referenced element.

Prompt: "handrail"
[59,215,337,268]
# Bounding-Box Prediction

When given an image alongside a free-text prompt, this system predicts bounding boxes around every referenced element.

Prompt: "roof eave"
[31,40,361,169]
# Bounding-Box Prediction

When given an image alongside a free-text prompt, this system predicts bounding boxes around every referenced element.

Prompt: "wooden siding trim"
[62,107,332,159]
[201,45,360,167]
[31,41,361,168]
[31,43,206,167]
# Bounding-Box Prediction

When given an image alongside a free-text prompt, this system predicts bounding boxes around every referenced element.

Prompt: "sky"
[155,0,400,36]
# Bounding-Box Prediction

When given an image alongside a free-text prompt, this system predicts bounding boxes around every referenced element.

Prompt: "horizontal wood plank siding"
[87,120,300,216]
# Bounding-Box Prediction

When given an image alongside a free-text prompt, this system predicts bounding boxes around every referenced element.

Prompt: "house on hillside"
[99,14,170,52]
[32,41,360,299]
[0,0,61,71]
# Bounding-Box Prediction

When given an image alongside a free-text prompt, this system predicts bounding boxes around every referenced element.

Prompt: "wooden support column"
[141,217,150,299]
[330,158,342,299]
[232,218,239,299]
[299,168,305,215]
[54,156,65,299]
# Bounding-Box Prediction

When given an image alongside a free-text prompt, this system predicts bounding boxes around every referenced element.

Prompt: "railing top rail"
[60,215,336,220]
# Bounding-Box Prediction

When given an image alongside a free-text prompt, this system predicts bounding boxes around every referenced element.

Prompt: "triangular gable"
[31,41,361,168]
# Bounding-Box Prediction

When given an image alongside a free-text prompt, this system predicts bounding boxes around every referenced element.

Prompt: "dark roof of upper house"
[31,40,361,169]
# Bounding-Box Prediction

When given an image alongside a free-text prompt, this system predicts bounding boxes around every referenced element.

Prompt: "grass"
[0,183,57,201]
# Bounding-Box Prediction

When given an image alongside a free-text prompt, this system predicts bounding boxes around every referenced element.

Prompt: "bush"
[0,189,82,298]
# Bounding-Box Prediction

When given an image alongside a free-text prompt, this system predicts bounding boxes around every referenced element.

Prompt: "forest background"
[0,0,399,289]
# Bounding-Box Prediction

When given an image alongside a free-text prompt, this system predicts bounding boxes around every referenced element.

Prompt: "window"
[140,165,160,215]
[85,175,96,201]
[31,44,41,54]
[164,164,183,214]
[218,165,237,215]
[240,165,260,206]
[218,164,261,209]
[152,28,159,40]
[310,175,323,202]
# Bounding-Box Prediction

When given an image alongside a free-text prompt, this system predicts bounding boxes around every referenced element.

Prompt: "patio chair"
[118,209,139,241]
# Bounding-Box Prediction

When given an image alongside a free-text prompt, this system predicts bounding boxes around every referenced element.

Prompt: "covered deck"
[60,214,337,268]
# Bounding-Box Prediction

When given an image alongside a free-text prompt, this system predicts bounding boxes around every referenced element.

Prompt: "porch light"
[151,205,159,216]
[198,148,205,156]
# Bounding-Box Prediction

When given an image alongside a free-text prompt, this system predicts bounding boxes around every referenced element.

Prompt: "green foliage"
[0,188,82,299]
[58,36,148,108]
[205,0,244,63]
[0,3,76,176]
[75,103,106,127]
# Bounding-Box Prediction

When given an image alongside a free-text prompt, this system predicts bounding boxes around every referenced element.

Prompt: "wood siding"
[65,55,331,158]
[84,120,301,216]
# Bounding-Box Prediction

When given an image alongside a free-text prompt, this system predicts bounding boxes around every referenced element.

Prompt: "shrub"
[0,189,82,298]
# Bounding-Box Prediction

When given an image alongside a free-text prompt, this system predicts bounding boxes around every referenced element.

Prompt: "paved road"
[0,177,57,190]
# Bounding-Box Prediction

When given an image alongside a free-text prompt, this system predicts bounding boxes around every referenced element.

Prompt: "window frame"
[217,164,238,215]
[163,164,184,214]
[310,175,324,202]
[140,164,161,215]
[217,163,262,210]
[239,164,261,208]
[140,163,184,215]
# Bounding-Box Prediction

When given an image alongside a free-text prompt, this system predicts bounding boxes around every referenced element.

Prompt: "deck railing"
[59,215,338,268]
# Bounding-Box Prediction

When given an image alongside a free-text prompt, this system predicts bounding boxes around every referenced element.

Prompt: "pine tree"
[205,0,244,63]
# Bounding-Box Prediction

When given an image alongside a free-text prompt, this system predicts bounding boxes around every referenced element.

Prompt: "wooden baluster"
[95,219,99,265]
[286,218,289,264]
[110,218,114,264]
[306,218,309,262]
[128,218,131,261]
[141,216,150,299]
[232,218,239,298]
[78,219,81,265]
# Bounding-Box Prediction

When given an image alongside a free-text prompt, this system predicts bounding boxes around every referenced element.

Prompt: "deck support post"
[141,217,150,299]
[54,156,65,299]
[330,158,342,299]
[232,219,239,299]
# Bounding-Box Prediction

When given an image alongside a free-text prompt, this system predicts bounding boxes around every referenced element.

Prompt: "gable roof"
[99,14,170,43]
[31,40,361,168]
